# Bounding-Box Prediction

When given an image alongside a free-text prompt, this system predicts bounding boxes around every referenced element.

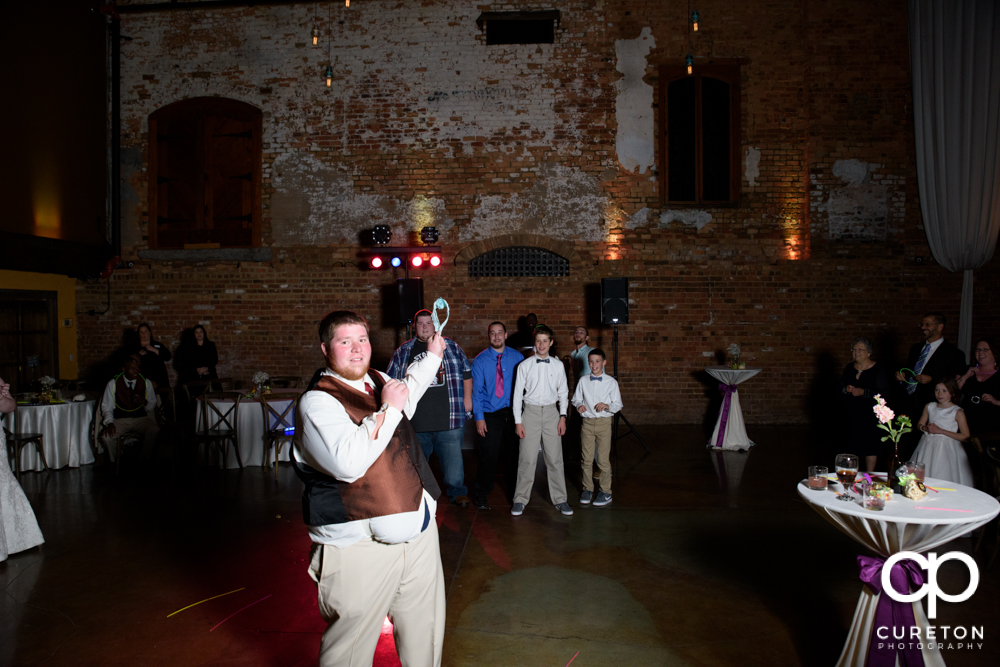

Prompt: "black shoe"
[474,499,491,510]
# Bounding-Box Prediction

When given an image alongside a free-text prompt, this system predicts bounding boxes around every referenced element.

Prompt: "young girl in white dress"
[912,377,973,487]
[1,376,45,562]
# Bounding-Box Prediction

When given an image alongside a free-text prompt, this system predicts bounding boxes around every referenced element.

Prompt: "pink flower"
[873,403,895,425]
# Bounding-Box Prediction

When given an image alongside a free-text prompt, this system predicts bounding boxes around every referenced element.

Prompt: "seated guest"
[176,324,219,385]
[99,353,159,462]
[838,336,891,472]
[957,337,1000,438]
[133,322,172,389]
[912,377,972,487]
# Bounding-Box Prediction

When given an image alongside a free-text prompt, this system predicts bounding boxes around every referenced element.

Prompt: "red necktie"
[494,354,504,398]
[364,382,375,397]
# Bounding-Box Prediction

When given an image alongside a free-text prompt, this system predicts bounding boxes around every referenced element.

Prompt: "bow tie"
[535,358,550,363]
[590,375,603,381]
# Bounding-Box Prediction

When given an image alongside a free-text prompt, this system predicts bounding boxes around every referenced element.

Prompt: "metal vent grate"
[468,246,569,277]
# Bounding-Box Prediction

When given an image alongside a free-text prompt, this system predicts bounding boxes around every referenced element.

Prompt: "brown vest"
[300,371,440,523]
[113,374,147,420]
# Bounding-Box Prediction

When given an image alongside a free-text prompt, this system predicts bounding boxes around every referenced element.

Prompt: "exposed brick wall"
[79,0,1000,424]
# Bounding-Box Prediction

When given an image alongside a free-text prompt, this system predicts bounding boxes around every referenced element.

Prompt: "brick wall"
[77,0,1000,424]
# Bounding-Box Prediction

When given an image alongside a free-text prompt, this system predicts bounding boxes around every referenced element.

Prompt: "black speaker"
[397,278,423,325]
[601,278,629,324]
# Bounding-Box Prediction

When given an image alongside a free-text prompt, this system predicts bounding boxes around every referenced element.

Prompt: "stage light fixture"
[370,256,383,269]
[420,226,439,244]
[429,255,442,267]
[372,224,392,246]
[411,256,423,268]
[390,256,402,268]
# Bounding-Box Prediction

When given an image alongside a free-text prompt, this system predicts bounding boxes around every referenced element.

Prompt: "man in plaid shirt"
[387,309,473,507]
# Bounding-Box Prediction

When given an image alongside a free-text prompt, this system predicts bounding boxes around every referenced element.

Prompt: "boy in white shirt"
[512,325,572,516]
[571,348,622,507]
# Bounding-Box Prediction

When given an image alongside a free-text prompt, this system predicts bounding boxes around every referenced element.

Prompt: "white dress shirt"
[294,351,442,548]
[512,354,568,424]
[571,372,623,419]
[100,377,156,426]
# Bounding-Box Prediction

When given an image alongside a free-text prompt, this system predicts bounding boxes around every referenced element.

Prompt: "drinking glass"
[835,453,859,490]
[863,485,886,511]
[807,466,829,491]
[905,461,926,482]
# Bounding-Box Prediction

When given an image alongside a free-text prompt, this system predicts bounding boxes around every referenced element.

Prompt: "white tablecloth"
[13,401,97,471]
[195,395,296,469]
[705,366,761,450]
[799,476,1000,667]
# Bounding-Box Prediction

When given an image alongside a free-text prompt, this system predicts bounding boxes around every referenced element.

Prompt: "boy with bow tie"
[511,325,572,516]
[571,348,622,507]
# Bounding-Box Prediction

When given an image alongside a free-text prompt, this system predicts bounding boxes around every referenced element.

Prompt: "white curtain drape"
[909,0,1000,361]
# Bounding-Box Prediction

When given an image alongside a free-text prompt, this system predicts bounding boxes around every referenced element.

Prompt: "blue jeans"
[416,427,468,500]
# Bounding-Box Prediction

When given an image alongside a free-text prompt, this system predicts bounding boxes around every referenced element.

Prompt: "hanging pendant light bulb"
[345,0,350,7]
[312,26,319,46]
[685,53,694,76]
[691,10,700,32]
[324,65,333,87]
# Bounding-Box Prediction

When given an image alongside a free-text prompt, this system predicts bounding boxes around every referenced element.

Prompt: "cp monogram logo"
[882,551,980,618]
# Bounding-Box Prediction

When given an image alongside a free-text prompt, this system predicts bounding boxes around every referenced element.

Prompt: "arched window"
[468,246,569,277]
[147,97,262,249]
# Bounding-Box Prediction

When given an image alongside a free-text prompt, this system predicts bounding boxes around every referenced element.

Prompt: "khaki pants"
[581,416,613,493]
[101,417,159,462]
[514,403,568,506]
[308,520,445,667]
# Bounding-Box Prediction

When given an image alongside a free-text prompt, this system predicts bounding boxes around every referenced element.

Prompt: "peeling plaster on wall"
[462,163,609,242]
[822,159,889,240]
[660,209,712,231]
[122,2,589,153]
[745,147,761,187]
[625,207,652,229]
[614,27,656,174]
[832,159,869,186]
[270,153,453,245]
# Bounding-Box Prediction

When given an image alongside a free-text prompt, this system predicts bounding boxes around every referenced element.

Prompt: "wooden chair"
[193,391,244,469]
[260,391,302,479]
[2,410,48,478]
[269,376,301,389]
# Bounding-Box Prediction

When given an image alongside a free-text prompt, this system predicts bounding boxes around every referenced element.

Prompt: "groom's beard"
[331,361,370,382]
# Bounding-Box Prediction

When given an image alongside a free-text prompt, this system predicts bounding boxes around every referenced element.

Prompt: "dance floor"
[3,425,998,666]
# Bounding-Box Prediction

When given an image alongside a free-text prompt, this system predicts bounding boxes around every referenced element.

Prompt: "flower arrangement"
[252,371,270,386]
[247,371,271,398]
[39,376,56,390]
[727,343,745,369]
[872,394,911,444]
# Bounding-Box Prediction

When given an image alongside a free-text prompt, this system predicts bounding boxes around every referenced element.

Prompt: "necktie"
[536,358,550,364]
[364,382,375,397]
[494,354,504,399]
[908,344,931,395]
[590,375,603,382]
[128,380,135,391]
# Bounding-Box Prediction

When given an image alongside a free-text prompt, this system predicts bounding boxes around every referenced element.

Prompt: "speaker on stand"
[599,278,649,465]
[397,278,423,340]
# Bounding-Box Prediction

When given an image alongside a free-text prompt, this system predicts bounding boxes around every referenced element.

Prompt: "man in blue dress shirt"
[470,321,524,510]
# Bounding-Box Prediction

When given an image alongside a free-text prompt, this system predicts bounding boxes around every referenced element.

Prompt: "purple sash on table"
[857,555,926,667]
[714,383,738,448]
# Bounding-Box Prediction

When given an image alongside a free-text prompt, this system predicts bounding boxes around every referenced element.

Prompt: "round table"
[705,366,761,450]
[195,393,297,469]
[799,476,1000,667]
[12,400,97,471]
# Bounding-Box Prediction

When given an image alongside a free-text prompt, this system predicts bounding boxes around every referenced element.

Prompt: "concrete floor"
[3,425,998,666]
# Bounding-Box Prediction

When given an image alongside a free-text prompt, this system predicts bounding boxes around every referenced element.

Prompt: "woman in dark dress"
[957,337,1000,438]
[133,323,172,389]
[839,336,891,472]
[177,325,219,385]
